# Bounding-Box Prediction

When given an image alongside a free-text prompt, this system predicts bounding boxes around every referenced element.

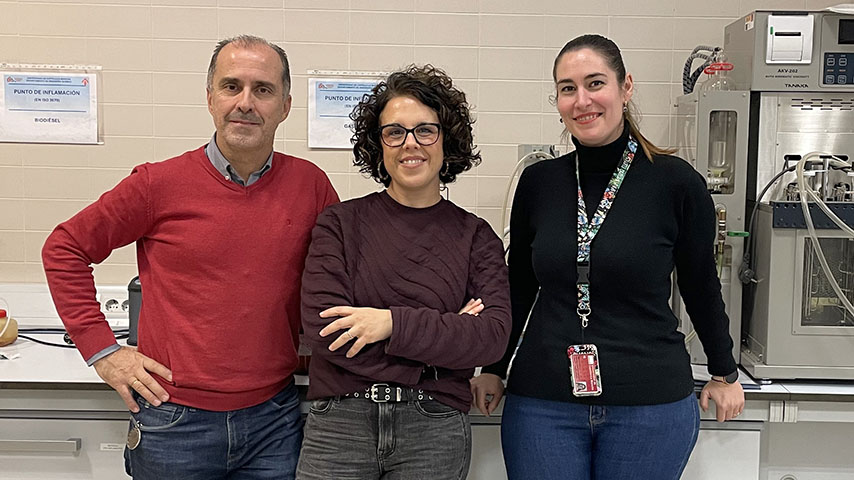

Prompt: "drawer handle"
[0,438,82,454]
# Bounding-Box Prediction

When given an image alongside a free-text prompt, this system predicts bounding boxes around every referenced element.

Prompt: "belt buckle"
[369,383,400,403]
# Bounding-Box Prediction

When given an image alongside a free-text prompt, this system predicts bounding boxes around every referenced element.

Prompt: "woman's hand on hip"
[699,380,745,422]
[319,306,393,358]
[470,373,505,416]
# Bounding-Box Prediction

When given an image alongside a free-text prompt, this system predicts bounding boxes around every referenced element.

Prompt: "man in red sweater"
[42,35,338,479]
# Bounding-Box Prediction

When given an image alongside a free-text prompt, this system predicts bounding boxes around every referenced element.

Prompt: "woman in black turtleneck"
[470,34,745,480]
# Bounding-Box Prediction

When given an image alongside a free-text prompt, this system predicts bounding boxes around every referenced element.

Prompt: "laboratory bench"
[3,339,854,480]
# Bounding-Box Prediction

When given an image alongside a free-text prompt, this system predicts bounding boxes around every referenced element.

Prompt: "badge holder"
[567,344,602,397]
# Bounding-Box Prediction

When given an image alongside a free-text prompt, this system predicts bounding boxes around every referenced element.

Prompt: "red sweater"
[42,146,338,411]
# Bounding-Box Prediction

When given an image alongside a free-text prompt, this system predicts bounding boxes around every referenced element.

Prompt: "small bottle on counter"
[0,308,18,347]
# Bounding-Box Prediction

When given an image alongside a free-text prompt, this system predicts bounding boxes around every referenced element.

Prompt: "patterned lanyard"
[575,137,637,329]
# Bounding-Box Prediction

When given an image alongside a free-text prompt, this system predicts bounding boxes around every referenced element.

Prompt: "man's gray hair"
[206,35,291,96]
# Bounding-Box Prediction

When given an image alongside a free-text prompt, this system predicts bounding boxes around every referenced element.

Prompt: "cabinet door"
[682,428,761,479]
[0,418,130,480]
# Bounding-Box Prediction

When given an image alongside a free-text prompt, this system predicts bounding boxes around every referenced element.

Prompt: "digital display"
[840,19,854,45]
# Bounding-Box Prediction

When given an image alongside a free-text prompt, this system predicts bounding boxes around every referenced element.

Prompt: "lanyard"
[575,137,637,329]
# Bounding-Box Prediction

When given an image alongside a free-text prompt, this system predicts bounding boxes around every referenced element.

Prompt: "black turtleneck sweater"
[482,125,737,405]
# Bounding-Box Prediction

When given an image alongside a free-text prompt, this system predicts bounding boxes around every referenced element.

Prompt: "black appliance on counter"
[128,277,141,346]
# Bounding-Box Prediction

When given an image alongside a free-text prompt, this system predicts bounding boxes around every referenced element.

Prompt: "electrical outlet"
[96,285,130,327]
[517,144,554,159]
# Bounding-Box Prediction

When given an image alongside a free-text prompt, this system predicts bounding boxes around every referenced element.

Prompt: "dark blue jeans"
[501,393,700,480]
[296,396,471,479]
[124,381,303,480]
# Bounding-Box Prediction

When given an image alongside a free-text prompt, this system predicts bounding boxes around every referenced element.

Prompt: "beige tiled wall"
[0,0,841,284]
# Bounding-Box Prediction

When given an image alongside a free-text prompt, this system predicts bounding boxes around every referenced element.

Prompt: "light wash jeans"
[124,381,303,480]
[501,393,700,480]
[296,395,472,480]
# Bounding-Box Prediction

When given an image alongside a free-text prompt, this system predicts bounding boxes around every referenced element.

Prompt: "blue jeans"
[296,396,471,479]
[124,381,303,480]
[501,393,700,480]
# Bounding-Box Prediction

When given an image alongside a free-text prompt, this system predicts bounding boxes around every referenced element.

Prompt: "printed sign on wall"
[308,78,379,149]
[0,71,98,144]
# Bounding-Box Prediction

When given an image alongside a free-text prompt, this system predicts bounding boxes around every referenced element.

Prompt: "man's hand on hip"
[93,346,172,413]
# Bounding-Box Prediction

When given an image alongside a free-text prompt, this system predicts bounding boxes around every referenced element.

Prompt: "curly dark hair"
[350,64,481,186]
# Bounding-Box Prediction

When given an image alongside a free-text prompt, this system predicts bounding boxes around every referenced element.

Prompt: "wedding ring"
[344,331,354,340]
[131,379,141,388]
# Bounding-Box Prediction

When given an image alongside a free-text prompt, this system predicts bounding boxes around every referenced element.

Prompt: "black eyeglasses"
[379,123,441,147]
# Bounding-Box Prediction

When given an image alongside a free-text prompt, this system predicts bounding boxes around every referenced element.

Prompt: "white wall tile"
[475,113,541,144]
[284,10,349,43]
[350,45,415,71]
[218,8,285,42]
[153,73,207,106]
[152,7,218,40]
[23,168,92,201]
[476,144,519,176]
[414,46,479,79]
[673,18,731,50]
[0,35,19,63]
[0,2,18,34]
[477,81,543,113]
[0,167,23,198]
[414,14,479,47]
[103,105,154,137]
[154,138,211,161]
[544,16,610,48]
[103,72,153,105]
[87,39,153,72]
[624,50,675,83]
[86,5,152,39]
[21,37,88,65]
[0,200,24,230]
[285,141,353,174]
[220,0,283,7]
[609,17,675,50]
[21,144,89,168]
[152,40,214,73]
[18,3,87,37]
[415,0,477,13]
[89,137,156,169]
[610,0,675,16]
[355,0,415,11]
[153,106,214,137]
[676,0,739,17]
[480,15,544,48]
[25,231,50,263]
[479,0,543,14]
[23,200,89,231]
[152,0,216,5]
[281,43,350,76]
[285,0,348,9]
[0,144,21,167]
[89,169,133,201]
[632,83,675,116]
[479,48,543,80]
[351,12,414,45]
[476,176,508,208]
[0,232,25,262]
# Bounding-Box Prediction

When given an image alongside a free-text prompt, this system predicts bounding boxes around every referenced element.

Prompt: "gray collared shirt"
[84,134,277,366]
[205,133,274,186]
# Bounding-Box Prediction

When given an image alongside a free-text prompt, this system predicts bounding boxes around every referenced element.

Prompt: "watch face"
[725,370,739,384]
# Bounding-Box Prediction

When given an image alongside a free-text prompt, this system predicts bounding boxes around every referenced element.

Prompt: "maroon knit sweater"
[43,146,338,411]
[301,191,511,411]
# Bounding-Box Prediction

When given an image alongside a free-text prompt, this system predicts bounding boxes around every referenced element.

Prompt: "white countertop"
[2,337,850,397]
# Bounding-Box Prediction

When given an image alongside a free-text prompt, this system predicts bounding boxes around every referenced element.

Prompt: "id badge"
[567,344,602,397]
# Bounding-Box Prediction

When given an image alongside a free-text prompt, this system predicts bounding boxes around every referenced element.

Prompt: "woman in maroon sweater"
[296,65,511,480]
